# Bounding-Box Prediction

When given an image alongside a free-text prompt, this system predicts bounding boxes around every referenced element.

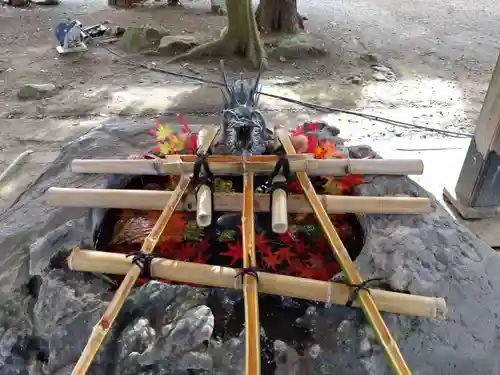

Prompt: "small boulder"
[10,0,28,6]
[17,84,57,101]
[31,0,60,5]
[360,52,380,64]
[157,35,199,56]
[274,33,328,59]
[120,27,166,53]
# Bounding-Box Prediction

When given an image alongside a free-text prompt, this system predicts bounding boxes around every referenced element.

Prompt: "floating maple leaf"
[275,246,295,264]
[220,241,243,266]
[255,233,273,256]
[293,241,310,255]
[277,232,294,247]
[294,264,318,279]
[262,251,280,271]
[338,174,364,193]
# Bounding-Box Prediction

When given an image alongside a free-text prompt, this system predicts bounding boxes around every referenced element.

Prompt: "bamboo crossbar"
[242,170,261,375]
[68,249,447,319]
[70,126,219,375]
[45,187,434,214]
[70,157,424,176]
[276,129,412,375]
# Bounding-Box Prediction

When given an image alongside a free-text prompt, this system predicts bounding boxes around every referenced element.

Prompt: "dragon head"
[219,61,271,155]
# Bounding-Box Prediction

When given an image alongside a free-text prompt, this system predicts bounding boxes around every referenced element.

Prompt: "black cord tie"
[235,268,262,284]
[269,154,291,213]
[126,251,158,279]
[342,277,385,307]
[193,152,215,226]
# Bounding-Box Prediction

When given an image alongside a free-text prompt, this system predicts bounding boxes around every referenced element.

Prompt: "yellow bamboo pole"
[70,126,219,375]
[276,128,412,375]
[242,168,261,375]
[68,249,448,319]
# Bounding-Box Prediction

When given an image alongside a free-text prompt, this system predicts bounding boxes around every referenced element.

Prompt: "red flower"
[277,232,294,247]
[220,241,243,266]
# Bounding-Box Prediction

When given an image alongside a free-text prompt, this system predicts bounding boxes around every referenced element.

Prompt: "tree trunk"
[167,0,267,70]
[256,0,304,34]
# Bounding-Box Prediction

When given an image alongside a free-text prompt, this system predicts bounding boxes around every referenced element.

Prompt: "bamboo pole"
[68,249,448,319]
[242,169,261,375]
[271,176,288,234]
[70,157,424,176]
[196,184,212,227]
[276,129,412,375]
[45,187,434,214]
[70,126,219,375]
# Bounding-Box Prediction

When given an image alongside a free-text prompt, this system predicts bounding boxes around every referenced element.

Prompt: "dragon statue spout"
[219,61,272,155]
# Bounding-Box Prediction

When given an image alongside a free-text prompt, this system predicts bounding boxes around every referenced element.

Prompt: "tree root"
[166,33,267,70]
[166,37,228,64]
[167,0,267,70]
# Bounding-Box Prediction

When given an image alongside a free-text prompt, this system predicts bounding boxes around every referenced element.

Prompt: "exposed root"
[167,0,267,70]
[166,37,229,64]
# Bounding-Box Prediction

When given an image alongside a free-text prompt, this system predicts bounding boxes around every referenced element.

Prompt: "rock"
[17,84,57,100]
[9,0,28,6]
[274,33,328,59]
[31,0,60,5]
[210,0,226,15]
[121,27,166,53]
[372,65,396,82]
[1,121,500,375]
[347,75,363,85]
[372,71,390,81]
[360,52,380,64]
[157,35,199,56]
[112,26,126,37]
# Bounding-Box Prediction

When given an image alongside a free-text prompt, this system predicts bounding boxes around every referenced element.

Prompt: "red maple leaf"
[286,258,305,276]
[255,233,273,256]
[178,243,198,260]
[338,174,364,193]
[314,266,333,281]
[192,251,208,264]
[287,179,303,193]
[262,251,280,271]
[220,241,243,266]
[198,237,210,253]
[294,263,318,279]
[277,232,294,247]
[326,261,342,276]
[177,113,191,134]
[275,246,295,264]
[308,252,325,269]
[293,241,310,255]
[313,240,329,253]
[289,124,305,136]
[157,242,176,258]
